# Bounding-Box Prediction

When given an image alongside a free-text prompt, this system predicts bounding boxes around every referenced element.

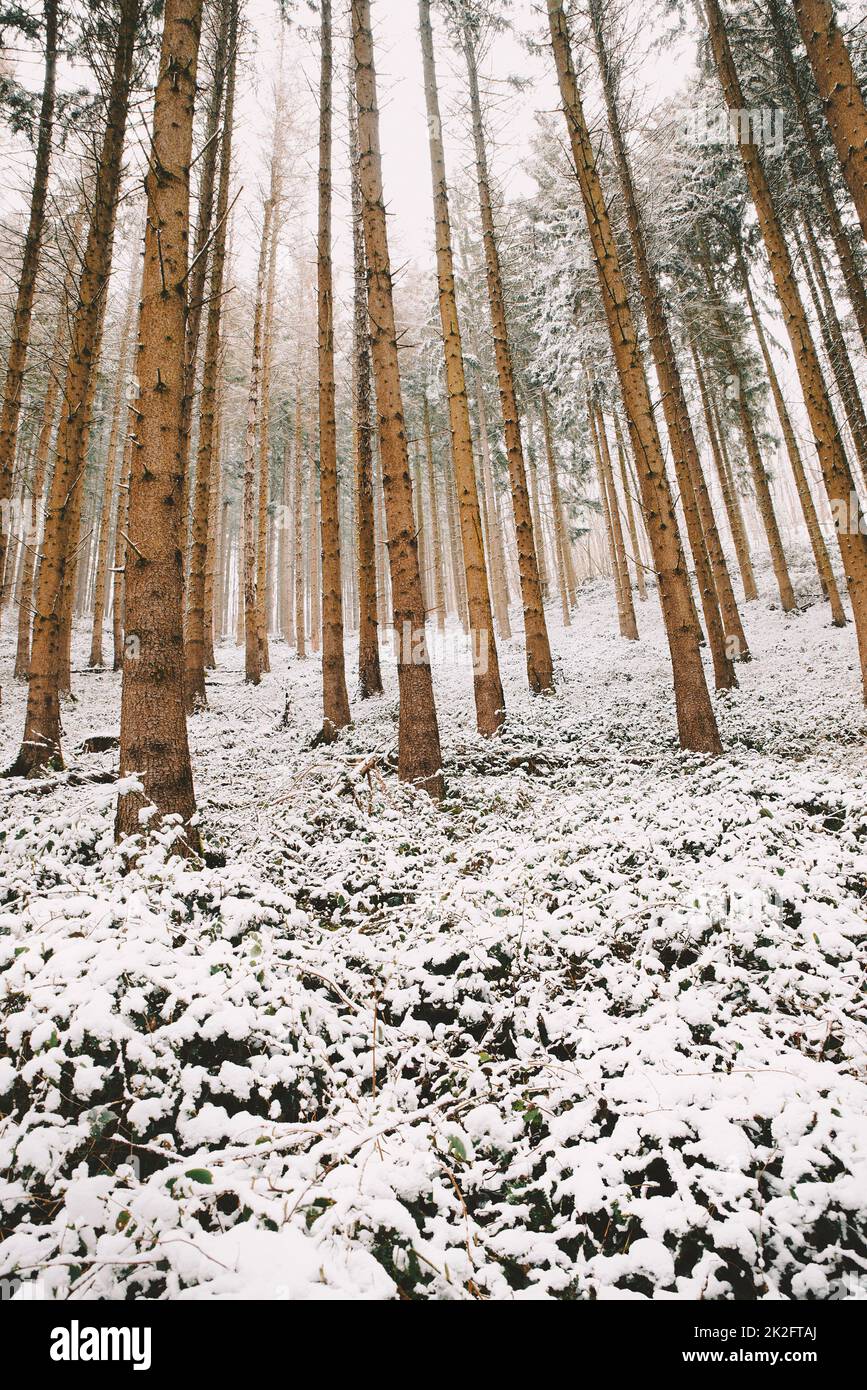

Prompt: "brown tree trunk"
[8,0,137,776]
[689,335,759,603]
[590,0,741,681]
[0,0,58,614]
[14,219,80,680]
[463,25,553,693]
[353,0,443,796]
[540,391,572,623]
[242,198,273,685]
[293,379,306,657]
[698,247,798,612]
[705,0,867,697]
[257,152,282,676]
[316,0,351,739]
[589,394,639,640]
[769,0,867,353]
[350,65,381,695]
[419,0,504,734]
[792,0,867,240]
[422,394,447,635]
[179,0,230,539]
[88,269,136,667]
[735,238,847,625]
[116,0,202,847]
[185,0,237,709]
[612,410,647,601]
[796,216,867,487]
[548,0,721,752]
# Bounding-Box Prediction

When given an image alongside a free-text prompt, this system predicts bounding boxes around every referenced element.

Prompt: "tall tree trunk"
[540,391,572,623]
[257,154,281,676]
[419,0,504,734]
[463,25,553,693]
[116,0,202,847]
[589,394,639,640]
[698,247,798,612]
[112,435,133,670]
[689,335,759,602]
[350,56,381,694]
[769,0,867,353]
[0,0,58,614]
[422,394,447,635]
[591,0,742,679]
[612,410,647,601]
[88,268,136,667]
[547,0,721,752]
[185,0,237,708]
[14,217,80,680]
[179,0,230,540]
[792,0,867,240]
[293,379,306,657]
[705,0,867,698]
[242,199,273,685]
[797,215,867,487]
[735,238,847,625]
[8,0,137,776]
[316,0,351,739]
[352,0,443,796]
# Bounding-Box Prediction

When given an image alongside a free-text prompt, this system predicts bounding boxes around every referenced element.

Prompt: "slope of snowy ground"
[1,552,866,1300]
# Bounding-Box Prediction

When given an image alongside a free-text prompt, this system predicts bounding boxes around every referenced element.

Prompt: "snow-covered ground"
[1,552,866,1300]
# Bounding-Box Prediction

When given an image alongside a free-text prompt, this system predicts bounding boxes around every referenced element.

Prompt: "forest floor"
[1,548,865,1300]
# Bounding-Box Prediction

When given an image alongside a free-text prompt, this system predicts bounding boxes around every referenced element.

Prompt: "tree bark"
[88,268,136,667]
[547,0,721,752]
[8,0,137,775]
[353,0,443,796]
[792,0,867,241]
[463,24,553,693]
[116,0,202,848]
[705,0,867,697]
[0,0,58,614]
[735,238,846,625]
[316,0,351,739]
[419,0,504,734]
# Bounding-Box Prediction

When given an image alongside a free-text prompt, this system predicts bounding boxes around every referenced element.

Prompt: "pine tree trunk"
[797,216,867,487]
[769,0,867,353]
[242,199,272,685]
[8,0,137,776]
[419,0,504,733]
[547,0,721,753]
[185,0,237,708]
[352,0,443,796]
[179,0,230,536]
[792,0,867,241]
[88,270,135,667]
[257,159,281,676]
[14,221,79,680]
[463,25,553,693]
[736,238,846,625]
[0,0,58,615]
[705,0,867,697]
[698,248,797,612]
[350,87,381,694]
[316,0,351,739]
[591,0,740,682]
[540,391,572,623]
[293,382,306,657]
[590,394,638,640]
[689,336,759,602]
[422,394,447,635]
[612,410,647,601]
[116,0,202,847]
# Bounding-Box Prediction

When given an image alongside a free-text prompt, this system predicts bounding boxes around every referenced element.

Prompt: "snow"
[0,548,866,1300]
